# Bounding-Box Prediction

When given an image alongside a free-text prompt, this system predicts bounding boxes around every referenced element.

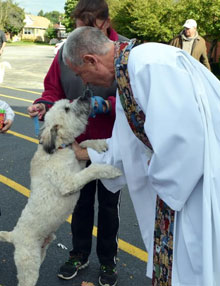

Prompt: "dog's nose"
[82,85,93,99]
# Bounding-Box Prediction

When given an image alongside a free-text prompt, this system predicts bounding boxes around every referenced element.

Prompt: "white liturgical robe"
[88,43,220,286]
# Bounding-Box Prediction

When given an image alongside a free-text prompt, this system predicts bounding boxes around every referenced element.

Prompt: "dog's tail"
[0,231,12,243]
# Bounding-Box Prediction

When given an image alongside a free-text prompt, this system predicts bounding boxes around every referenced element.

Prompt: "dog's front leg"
[80,139,108,153]
[62,163,122,196]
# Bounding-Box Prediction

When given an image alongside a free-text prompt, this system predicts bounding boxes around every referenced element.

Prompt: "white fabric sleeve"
[128,53,204,211]
[0,100,15,121]
[88,122,127,193]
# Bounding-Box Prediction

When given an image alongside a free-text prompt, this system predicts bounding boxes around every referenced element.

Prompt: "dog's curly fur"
[0,96,121,286]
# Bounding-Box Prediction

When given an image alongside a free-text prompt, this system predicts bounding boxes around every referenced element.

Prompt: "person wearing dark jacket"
[27,1,127,286]
[170,19,211,70]
[0,30,6,56]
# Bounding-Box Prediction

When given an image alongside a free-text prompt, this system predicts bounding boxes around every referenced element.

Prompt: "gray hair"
[63,26,112,67]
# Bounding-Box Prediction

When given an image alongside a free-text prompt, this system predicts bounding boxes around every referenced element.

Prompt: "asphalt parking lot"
[1,44,55,91]
[0,44,152,286]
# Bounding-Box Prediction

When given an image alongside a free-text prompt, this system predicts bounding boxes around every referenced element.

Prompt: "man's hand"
[27,103,46,120]
[0,119,13,133]
[72,141,90,161]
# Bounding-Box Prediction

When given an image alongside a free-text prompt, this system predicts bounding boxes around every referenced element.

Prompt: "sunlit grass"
[7,40,53,46]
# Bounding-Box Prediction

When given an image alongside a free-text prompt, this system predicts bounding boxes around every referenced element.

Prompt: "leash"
[33,116,40,137]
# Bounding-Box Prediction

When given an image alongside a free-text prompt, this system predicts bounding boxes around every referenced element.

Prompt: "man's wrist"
[78,147,89,161]
[72,142,90,161]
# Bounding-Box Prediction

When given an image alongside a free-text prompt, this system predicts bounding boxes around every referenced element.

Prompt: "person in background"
[63,26,220,286]
[27,1,128,286]
[170,18,211,70]
[0,30,6,56]
[0,99,14,133]
[0,99,14,215]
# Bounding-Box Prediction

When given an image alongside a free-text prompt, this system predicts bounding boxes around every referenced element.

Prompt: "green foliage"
[106,0,123,19]
[37,10,64,24]
[107,0,220,44]
[63,0,78,32]
[37,10,63,24]
[7,40,51,45]
[38,10,44,17]
[111,0,175,42]
[63,0,220,59]
[0,0,25,36]
[45,25,57,39]
[43,11,64,24]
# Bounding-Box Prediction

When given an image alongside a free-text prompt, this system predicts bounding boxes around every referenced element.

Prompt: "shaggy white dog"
[0,96,121,286]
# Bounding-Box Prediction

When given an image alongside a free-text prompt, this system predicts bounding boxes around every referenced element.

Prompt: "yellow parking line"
[7,130,39,144]
[0,85,41,95]
[0,174,148,262]
[14,111,30,118]
[0,175,30,197]
[0,93,33,103]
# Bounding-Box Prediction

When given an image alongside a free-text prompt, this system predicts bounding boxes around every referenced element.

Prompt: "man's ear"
[83,55,97,65]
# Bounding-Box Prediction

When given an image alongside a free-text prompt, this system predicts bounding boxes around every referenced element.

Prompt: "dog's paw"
[80,139,108,153]
[93,141,108,153]
[79,140,90,149]
[102,165,122,179]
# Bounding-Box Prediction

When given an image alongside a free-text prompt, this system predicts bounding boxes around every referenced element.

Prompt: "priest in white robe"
[63,26,220,286]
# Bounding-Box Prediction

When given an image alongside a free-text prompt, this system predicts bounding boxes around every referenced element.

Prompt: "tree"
[45,25,57,39]
[63,0,78,32]
[110,0,175,42]
[0,0,9,30]
[107,0,123,19]
[44,11,64,24]
[38,10,44,17]
[0,0,25,37]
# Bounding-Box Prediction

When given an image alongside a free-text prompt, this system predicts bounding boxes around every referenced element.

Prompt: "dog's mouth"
[76,85,92,116]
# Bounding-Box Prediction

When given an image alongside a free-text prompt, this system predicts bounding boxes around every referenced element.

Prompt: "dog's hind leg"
[14,243,42,286]
[41,233,56,263]
[62,163,122,196]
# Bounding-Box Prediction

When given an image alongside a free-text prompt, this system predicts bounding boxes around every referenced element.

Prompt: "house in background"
[22,14,50,42]
[54,22,67,40]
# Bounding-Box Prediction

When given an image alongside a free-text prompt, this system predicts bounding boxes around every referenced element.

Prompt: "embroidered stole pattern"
[152,199,174,285]
[114,40,152,150]
[114,40,174,286]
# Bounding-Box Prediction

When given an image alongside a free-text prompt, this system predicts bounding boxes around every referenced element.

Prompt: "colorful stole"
[114,40,152,150]
[114,40,174,285]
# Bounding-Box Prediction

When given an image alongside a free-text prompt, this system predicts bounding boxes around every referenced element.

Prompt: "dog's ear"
[41,125,58,154]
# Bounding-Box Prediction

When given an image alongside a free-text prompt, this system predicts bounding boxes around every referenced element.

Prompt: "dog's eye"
[65,107,70,112]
